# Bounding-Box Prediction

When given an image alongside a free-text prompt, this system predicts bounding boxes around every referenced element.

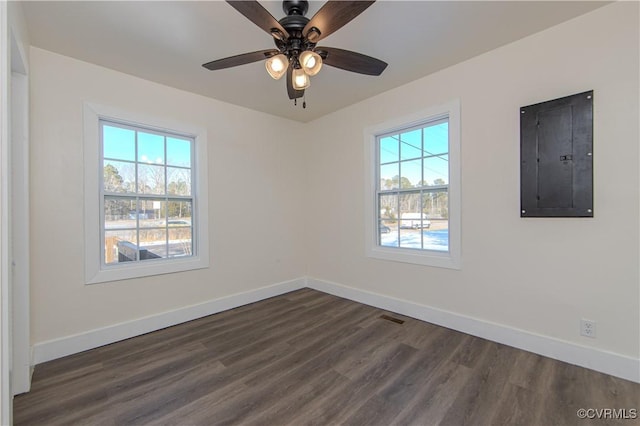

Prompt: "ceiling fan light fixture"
[292,67,310,90]
[299,50,322,76]
[306,27,321,43]
[270,28,285,41]
[204,0,388,103]
[265,54,289,80]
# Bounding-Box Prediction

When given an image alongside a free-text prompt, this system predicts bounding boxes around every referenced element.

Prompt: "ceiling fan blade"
[202,49,279,71]
[303,1,375,43]
[227,1,290,40]
[317,47,387,76]
[287,66,304,100]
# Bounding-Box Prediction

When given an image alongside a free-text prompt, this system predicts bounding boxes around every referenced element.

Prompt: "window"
[84,103,209,284]
[365,100,460,269]
[101,120,195,264]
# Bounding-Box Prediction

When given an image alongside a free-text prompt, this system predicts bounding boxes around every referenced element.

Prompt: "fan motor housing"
[283,0,309,16]
[280,0,310,31]
[279,15,309,32]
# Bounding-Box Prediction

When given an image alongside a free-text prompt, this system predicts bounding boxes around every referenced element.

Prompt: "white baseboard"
[32,276,639,384]
[307,277,640,384]
[33,277,306,365]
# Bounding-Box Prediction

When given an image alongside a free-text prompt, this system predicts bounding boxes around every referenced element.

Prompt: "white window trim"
[84,102,209,284]
[364,99,461,269]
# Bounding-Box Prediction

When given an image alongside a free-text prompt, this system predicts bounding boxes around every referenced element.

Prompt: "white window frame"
[84,102,209,284]
[364,99,461,269]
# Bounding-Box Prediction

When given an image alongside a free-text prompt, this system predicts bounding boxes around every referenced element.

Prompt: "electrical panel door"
[520,91,593,217]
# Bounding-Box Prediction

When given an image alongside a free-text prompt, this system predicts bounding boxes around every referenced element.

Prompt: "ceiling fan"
[202,0,388,106]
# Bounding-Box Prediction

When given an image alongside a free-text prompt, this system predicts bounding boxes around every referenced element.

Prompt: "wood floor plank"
[343,393,403,426]
[287,343,420,425]
[13,288,640,426]
[113,359,228,424]
[198,368,346,426]
[13,364,111,426]
[199,304,309,352]
[145,342,297,425]
[375,330,467,407]
[397,317,451,350]
[211,293,349,363]
[105,344,213,400]
[284,302,377,347]
[216,312,332,367]
[390,359,474,426]
[508,349,556,391]
[243,322,386,389]
[243,370,349,426]
[151,377,251,426]
[488,382,546,426]
[438,341,523,426]
[448,332,494,369]
[331,319,411,379]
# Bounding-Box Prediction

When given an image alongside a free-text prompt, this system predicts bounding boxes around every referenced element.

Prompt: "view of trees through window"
[101,121,194,265]
[377,119,449,251]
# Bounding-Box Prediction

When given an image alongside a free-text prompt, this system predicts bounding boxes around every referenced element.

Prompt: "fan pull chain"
[293,97,307,108]
[303,93,306,109]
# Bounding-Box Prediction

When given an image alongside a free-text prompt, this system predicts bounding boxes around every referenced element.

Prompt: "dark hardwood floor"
[14,288,640,425]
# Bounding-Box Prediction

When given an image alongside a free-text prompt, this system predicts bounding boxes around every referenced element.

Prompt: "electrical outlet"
[581,319,596,338]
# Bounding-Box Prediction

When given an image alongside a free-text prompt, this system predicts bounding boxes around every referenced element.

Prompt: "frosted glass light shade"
[265,54,289,80]
[292,68,310,90]
[299,51,322,76]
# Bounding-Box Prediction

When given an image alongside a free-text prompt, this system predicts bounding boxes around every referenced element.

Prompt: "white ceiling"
[22,1,608,122]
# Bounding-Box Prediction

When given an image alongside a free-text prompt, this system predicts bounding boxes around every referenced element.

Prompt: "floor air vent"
[380,314,405,324]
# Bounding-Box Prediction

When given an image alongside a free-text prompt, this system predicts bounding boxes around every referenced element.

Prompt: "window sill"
[367,245,461,270]
[86,255,209,284]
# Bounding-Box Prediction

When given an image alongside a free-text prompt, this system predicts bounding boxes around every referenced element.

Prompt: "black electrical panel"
[520,91,593,217]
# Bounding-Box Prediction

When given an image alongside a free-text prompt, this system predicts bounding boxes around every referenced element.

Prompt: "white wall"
[27,1,639,383]
[29,47,307,346]
[305,1,639,366]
